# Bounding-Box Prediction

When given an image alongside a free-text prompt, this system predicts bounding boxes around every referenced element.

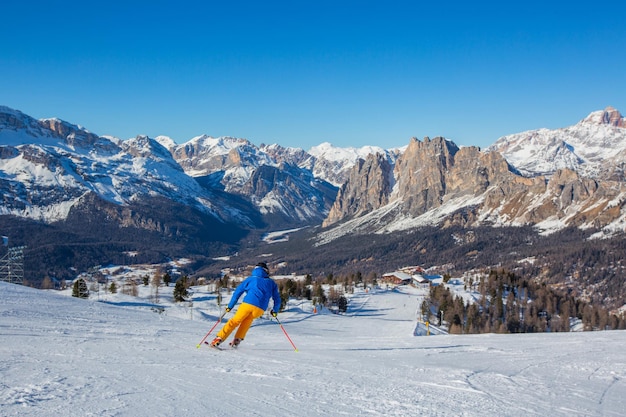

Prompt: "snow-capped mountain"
[487,106,626,179]
[0,105,397,281]
[161,135,274,185]
[320,108,626,243]
[153,136,401,224]
[153,136,339,224]
[158,136,399,190]
[0,107,345,227]
[0,107,245,224]
[3,104,626,293]
[307,142,403,187]
[0,105,404,229]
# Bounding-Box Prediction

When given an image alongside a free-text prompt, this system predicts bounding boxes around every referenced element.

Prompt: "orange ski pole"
[273,315,298,352]
[196,309,228,348]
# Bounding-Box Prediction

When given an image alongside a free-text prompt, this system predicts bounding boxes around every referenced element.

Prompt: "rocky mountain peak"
[0,106,53,142]
[323,152,393,226]
[580,106,625,127]
[122,135,175,161]
[487,106,626,179]
[39,118,103,148]
[390,136,459,215]
[0,106,31,130]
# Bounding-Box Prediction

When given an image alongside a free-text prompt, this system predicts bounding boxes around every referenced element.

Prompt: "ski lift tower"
[0,236,27,285]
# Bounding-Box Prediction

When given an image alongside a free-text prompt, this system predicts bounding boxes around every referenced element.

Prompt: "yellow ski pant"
[216,302,265,341]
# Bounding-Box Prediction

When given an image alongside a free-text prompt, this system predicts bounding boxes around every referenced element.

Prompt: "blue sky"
[2,1,625,150]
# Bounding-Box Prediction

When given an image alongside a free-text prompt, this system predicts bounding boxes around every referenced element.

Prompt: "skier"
[210,262,281,348]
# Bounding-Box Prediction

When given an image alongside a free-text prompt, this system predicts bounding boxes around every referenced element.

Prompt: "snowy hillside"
[488,107,626,178]
[1,281,625,417]
[0,107,229,222]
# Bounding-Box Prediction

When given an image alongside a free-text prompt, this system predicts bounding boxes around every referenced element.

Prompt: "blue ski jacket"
[227,266,281,312]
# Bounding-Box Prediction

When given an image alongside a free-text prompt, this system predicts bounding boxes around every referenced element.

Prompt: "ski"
[202,341,241,351]
[204,341,223,350]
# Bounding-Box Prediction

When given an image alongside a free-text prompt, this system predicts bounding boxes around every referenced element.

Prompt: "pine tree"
[173,276,189,302]
[420,299,430,320]
[338,296,348,313]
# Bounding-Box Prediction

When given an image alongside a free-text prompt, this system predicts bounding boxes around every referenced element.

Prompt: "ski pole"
[273,315,298,352]
[196,309,228,348]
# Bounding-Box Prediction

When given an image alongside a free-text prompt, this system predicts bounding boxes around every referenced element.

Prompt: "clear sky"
[2,1,625,150]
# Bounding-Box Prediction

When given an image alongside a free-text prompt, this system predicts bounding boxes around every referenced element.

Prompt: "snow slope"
[487,107,626,178]
[1,281,625,416]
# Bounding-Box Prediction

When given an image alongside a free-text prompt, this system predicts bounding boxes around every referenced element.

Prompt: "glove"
[270,310,277,318]
[225,307,231,312]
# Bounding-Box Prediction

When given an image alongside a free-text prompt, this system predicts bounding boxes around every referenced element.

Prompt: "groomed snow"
[1,281,625,416]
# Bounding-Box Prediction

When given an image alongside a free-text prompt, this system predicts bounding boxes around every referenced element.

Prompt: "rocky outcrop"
[581,106,625,127]
[324,136,517,227]
[242,162,337,225]
[322,135,626,234]
[171,136,269,175]
[39,118,102,147]
[389,137,458,216]
[323,153,393,226]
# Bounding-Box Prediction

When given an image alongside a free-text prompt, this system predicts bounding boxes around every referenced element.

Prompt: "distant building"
[412,275,430,289]
[381,272,413,286]
[382,270,433,289]
[397,265,425,275]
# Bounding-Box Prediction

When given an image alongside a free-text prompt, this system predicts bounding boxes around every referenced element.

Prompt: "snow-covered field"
[1,281,625,416]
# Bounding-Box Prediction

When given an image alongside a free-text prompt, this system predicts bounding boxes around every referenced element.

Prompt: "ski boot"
[208,337,222,348]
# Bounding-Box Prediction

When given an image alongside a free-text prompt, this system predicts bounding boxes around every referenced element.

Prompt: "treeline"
[277,271,381,313]
[425,269,626,334]
[0,196,244,287]
[221,271,373,313]
[260,224,626,311]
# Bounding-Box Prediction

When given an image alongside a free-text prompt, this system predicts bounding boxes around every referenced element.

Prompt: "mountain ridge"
[487,106,626,179]
[2,105,626,305]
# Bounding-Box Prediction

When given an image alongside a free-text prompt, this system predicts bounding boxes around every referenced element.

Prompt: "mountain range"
[322,106,626,239]
[1,105,626,309]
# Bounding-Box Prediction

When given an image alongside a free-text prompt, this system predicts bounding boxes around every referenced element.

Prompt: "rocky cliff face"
[391,137,458,217]
[241,162,337,224]
[581,106,625,127]
[39,118,102,148]
[390,137,515,217]
[170,136,271,180]
[480,168,613,227]
[323,153,393,226]
[322,134,626,237]
[324,136,514,227]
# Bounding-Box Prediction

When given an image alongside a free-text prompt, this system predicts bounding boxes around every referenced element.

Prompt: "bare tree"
[151,271,161,303]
